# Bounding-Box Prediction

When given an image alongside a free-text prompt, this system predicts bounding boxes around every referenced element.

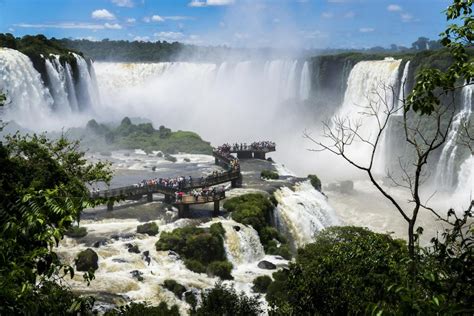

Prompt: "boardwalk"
[91,141,274,215]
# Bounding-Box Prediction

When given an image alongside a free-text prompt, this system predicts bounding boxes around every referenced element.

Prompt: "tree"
[411,36,430,51]
[306,0,473,257]
[0,132,111,313]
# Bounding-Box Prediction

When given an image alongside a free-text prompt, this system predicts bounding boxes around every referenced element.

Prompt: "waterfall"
[435,84,473,189]
[299,61,310,101]
[273,181,339,248]
[73,53,100,110]
[284,60,298,100]
[333,58,402,172]
[396,61,410,115]
[220,220,265,266]
[63,61,79,111]
[45,57,71,113]
[0,48,54,127]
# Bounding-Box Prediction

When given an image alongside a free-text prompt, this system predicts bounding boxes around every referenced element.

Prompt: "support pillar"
[231,175,242,188]
[253,152,266,160]
[215,157,219,165]
[237,151,252,159]
[213,200,220,217]
[107,200,114,211]
[147,192,153,202]
[178,204,190,218]
[164,194,173,204]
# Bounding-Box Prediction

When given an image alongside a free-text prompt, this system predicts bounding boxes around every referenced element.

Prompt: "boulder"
[92,239,108,248]
[75,248,99,272]
[137,222,159,236]
[233,226,241,232]
[257,260,276,270]
[130,270,144,281]
[126,243,140,254]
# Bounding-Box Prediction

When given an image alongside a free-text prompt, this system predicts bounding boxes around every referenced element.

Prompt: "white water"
[299,61,310,100]
[73,53,100,110]
[45,57,71,114]
[333,58,402,174]
[273,181,339,248]
[0,48,54,128]
[396,60,410,115]
[435,84,473,189]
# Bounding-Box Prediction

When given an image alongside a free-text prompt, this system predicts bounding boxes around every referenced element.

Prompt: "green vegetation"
[194,282,262,316]
[252,275,272,293]
[269,223,474,315]
[105,302,180,316]
[307,174,321,191]
[0,133,111,313]
[224,194,291,259]
[77,117,212,154]
[155,223,233,276]
[136,222,159,236]
[65,225,88,238]
[206,261,233,280]
[163,279,186,299]
[260,170,279,180]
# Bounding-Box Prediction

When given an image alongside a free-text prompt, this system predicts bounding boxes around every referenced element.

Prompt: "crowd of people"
[217,141,276,152]
[215,144,240,171]
[175,186,226,202]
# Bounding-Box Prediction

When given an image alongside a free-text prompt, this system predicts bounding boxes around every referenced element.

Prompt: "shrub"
[185,291,197,311]
[195,282,262,316]
[65,226,87,238]
[252,275,272,293]
[260,170,279,180]
[164,154,177,163]
[307,174,322,191]
[207,261,233,280]
[136,222,159,236]
[184,259,206,273]
[163,279,186,299]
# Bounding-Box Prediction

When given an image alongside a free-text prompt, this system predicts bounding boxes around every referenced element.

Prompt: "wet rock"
[258,260,277,270]
[75,248,99,272]
[126,243,140,254]
[233,226,241,232]
[136,222,159,236]
[112,258,128,263]
[267,157,274,162]
[168,250,180,259]
[111,233,134,240]
[143,251,151,265]
[130,270,144,281]
[340,180,354,194]
[151,166,157,171]
[93,239,108,248]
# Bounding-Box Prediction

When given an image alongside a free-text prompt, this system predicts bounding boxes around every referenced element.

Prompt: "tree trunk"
[408,220,415,257]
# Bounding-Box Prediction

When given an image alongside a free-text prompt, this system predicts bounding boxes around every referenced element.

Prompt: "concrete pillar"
[231,175,243,188]
[213,200,220,217]
[215,157,219,165]
[164,194,173,204]
[107,200,114,211]
[178,204,190,218]
[147,192,153,202]
[237,151,252,159]
[253,152,266,160]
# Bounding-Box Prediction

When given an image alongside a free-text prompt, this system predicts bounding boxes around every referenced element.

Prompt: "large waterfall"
[435,84,473,189]
[333,58,402,172]
[0,48,99,129]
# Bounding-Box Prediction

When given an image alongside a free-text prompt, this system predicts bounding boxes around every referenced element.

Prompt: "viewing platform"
[90,141,274,216]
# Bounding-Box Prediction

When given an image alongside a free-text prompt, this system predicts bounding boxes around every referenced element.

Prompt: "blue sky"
[0,0,452,49]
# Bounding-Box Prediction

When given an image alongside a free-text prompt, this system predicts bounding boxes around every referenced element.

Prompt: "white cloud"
[401,13,413,22]
[344,11,355,18]
[143,16,151,23]
[327,0,349,3]
[387,4,402,12]
[134,36,150,42]
[126,18,136,23]
[92,9,116,20]
[321,12,334,19]
[104,22,122,29]
[188,0,234,7]
[14,22,106,29]
[359,27,374,33]
[151,15,164,22]
[77,36,99,41]
[154,31,184,41]
[8,27,14,32]
[164,16,193,21]
[111,0,134,7]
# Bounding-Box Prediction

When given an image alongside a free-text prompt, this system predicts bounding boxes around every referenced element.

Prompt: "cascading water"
[63,61,79,111]
[73,53,100,110]
[273,181,339,248]
[333,58,402,173]
[299,61,310,100]
[0,48,54,127]
[45,57,71,113]
[396,61,410,115]
[435,84,473,189]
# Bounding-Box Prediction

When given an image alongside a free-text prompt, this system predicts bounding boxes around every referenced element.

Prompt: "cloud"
[92,9,116,20]
[104,23,122,29]
[76,36,99,41]
[359,27,374,33]
[14,22,106,29]
[188,0,234,7]
[111,0,134,7]
[133,36,150,41]
[321,12,334,19]
[8,27,14,32]
[151,15,165,22]
[164,16,193,21]
[387,4,402,12]
[154,31,184,41]
[401,13,413,22]
[344,11,355,18]
[327,0,349,3]
[126,18,136,23]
